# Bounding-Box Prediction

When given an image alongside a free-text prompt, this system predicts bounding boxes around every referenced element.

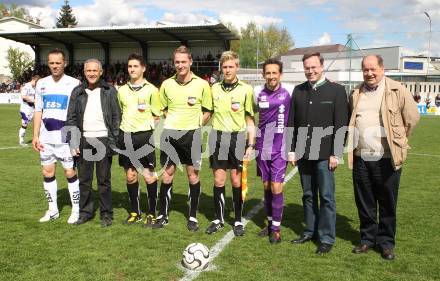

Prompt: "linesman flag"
[241,159,249,201]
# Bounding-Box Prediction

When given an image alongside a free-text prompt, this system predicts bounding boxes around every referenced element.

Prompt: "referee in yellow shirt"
[117,54,162,227]
[152,46,212,231]
[205,51,255,236]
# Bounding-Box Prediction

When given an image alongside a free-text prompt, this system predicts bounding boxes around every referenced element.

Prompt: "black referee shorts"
[209,129,246,171]
[160,128,202,169]
[118,130,156,170]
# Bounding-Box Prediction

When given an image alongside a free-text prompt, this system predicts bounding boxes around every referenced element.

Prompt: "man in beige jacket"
[347,55,419,260]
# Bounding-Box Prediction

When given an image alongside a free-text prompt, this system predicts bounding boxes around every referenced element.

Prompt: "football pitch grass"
[0,104,439,281]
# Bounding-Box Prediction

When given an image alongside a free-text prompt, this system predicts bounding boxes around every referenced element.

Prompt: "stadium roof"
[280,44,351,57]
[0,22,239,46]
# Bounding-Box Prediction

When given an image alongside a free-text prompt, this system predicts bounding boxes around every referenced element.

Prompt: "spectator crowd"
[1,53,221,93]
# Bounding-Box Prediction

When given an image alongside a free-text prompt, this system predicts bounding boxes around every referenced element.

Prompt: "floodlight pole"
[347,33,353,92]
[256,29,260,77]
[424,11,431,81]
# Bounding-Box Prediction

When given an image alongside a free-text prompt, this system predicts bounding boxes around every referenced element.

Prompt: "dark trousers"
[297,159,336,244]
[77,137,113,219]
[353,156,401,249]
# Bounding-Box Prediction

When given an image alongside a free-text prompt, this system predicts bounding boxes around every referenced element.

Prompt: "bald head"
[361,55,384,69]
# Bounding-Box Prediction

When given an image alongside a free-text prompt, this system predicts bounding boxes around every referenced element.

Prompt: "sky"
[6,0,440,56]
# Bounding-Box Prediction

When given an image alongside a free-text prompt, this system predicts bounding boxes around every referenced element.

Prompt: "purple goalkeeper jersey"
[254,83,293,155]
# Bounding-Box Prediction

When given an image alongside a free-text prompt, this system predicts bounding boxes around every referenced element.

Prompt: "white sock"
[19,127,26,142]
[68,178,80,214]
[43,178,58,213]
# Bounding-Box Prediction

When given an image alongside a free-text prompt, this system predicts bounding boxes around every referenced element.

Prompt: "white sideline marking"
[179,168,299,281]
[408,152,440,158]
[0,145,30,150]
[284,167,298,183]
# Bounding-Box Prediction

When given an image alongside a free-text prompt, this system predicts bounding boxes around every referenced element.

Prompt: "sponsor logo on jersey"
[279,104,285,113]
[43,94,69,110]
[277,104,286,133]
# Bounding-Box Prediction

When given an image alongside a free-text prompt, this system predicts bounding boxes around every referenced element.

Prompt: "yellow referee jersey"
[118,81,162,132]
[159,73,212,130]
[211,80,254,132]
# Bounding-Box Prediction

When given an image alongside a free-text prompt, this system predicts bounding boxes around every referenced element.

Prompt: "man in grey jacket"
[66,59,121,227]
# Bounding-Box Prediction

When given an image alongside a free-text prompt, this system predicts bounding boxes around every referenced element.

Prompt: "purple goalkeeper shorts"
[256,151,288,183]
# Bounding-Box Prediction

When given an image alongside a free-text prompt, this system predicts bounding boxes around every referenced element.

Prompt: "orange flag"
[241,159,249,201]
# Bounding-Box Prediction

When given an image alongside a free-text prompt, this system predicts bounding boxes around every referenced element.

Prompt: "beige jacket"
[347,77,420,170]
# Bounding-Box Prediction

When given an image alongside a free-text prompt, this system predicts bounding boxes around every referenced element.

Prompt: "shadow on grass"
[57,188,132,220]
[281,202,359,244]
[58,187,261,227]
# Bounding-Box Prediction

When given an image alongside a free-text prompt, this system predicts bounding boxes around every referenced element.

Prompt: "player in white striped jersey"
[19,74,40,145]
[32,49,81,224]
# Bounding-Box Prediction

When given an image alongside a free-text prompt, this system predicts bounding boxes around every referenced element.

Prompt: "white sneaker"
[67,212,80,224]
[39,210,60,222]
[19,139,26,146]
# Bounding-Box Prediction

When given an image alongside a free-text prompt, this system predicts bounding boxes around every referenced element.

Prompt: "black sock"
[232,186,243,223]
[127,181,140,215]
[159,182,172,218]
[146,181,158,216]
[213,185,225,223]
[189,182,201,220]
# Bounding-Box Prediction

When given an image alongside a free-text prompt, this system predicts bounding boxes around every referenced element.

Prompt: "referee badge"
[137,103,146,112]
[231,101,240,112]
[138,96,148,112]
[187,96,196,106]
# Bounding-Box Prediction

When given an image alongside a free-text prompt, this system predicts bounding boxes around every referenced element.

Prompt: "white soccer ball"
[181,242,210,271]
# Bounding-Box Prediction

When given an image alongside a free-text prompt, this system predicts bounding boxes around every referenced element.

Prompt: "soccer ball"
[181,243,210,271]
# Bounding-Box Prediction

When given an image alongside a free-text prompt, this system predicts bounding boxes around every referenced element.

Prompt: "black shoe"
[269,231,281,244]
[123,212,142,225]
[316,243,333,255]
[352,244,371,254]
[187,220,199,232]
[101,216,112,227]
[233,224,245,236]
[74,216,89,225]
[258,226,270,237]
[151,216,168,229]
[205,221,224,234]
[291,234,312,244]
[381,248,395,260]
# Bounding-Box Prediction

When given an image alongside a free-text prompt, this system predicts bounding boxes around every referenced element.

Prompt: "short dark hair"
[47,48,65,60]
[127,53,146,66]
[262,58,283,73]
[361,55,384,68]
[302,52,324,65]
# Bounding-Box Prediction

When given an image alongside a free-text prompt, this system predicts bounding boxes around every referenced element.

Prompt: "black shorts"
[160,129,202,169]
[209,129,246,170]
[118,130,156,170]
